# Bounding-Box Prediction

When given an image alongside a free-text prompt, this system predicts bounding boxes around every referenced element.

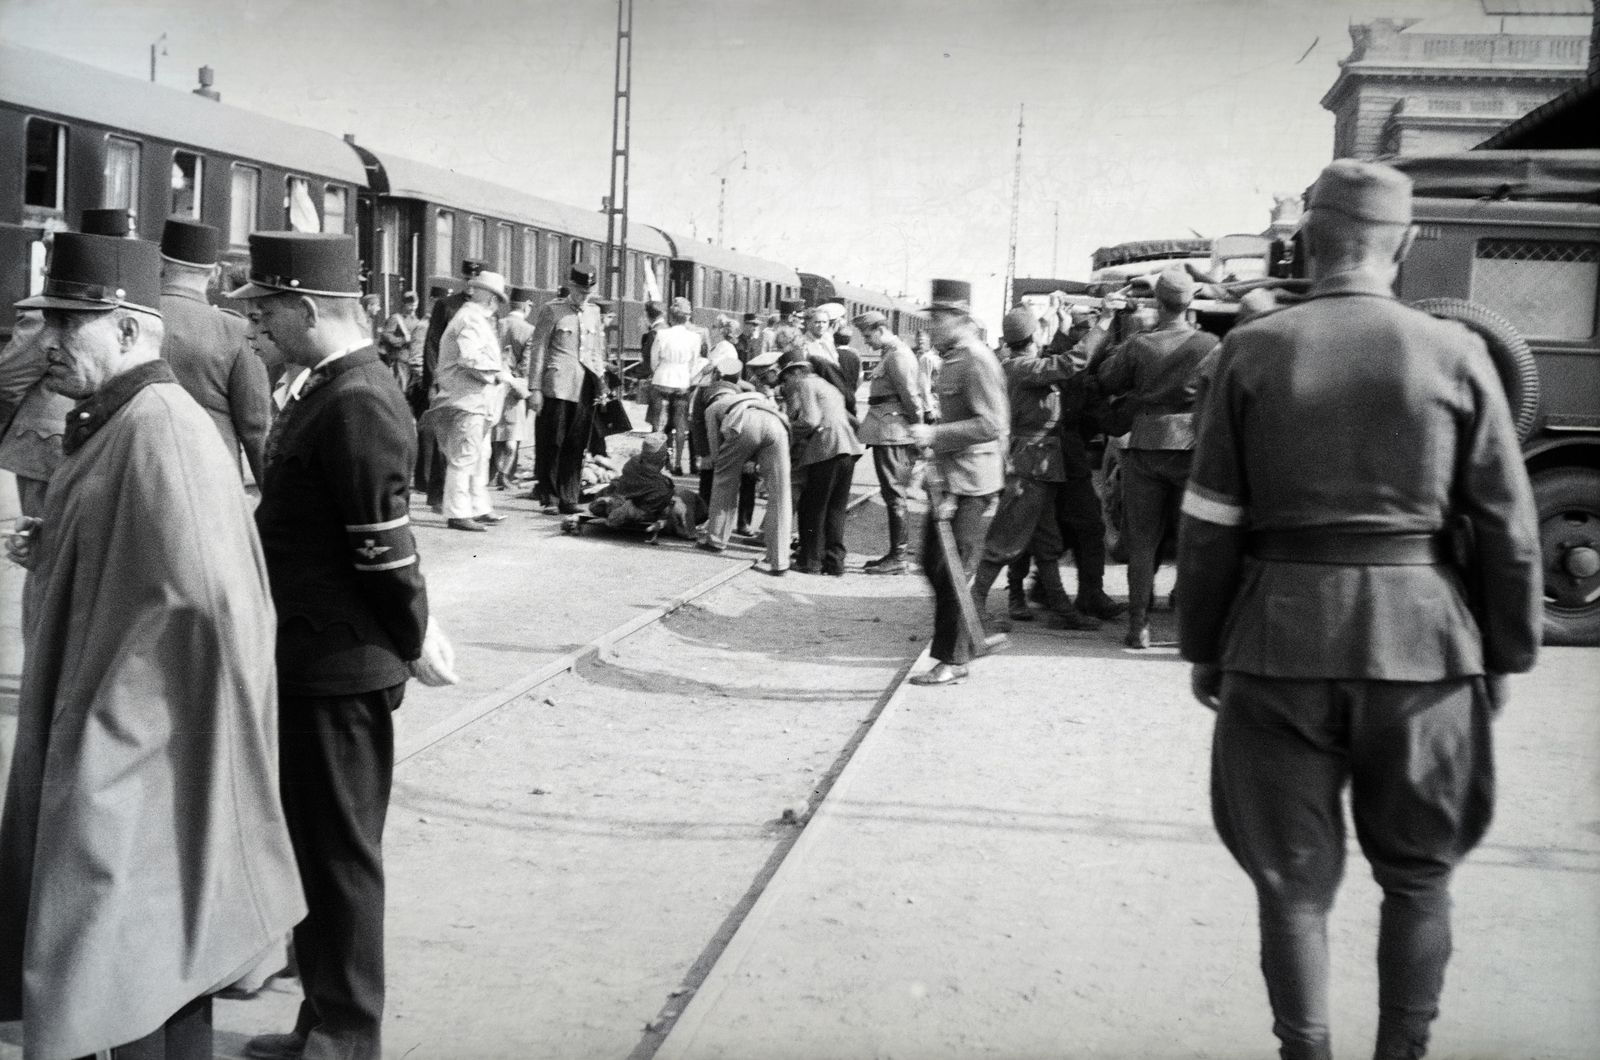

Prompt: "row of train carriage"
[0,40,926,364]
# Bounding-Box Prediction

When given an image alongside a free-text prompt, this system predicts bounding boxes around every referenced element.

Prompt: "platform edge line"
[652,642,933,1060]
[394,559,753,765]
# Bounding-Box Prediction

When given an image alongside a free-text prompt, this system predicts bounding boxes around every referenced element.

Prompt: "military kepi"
[17,231,162,316]
[160,218,221,267]
[929,278,972,312]
[228,232,361,299]
[1308,159,1413,226]
[79,208,132,238]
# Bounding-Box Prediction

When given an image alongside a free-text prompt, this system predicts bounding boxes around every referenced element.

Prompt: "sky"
[0,0,1524,321]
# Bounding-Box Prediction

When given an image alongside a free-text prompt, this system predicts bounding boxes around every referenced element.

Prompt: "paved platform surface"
[657,608,1600,1060]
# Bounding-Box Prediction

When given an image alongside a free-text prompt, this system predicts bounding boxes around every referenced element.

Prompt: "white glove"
[407,615,460,687]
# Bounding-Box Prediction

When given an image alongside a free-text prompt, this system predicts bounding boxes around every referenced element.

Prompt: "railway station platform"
[654,602,1600,1060]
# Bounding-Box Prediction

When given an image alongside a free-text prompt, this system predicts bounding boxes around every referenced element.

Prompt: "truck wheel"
[1535,466,1600,647]
[1409,298,1540,443]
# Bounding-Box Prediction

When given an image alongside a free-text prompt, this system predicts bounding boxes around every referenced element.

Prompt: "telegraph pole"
[602,0,634,377]
[711,150,746,247]
[1003,104,1024,317]
[150,32,166,82]
[1051,202,1059,277]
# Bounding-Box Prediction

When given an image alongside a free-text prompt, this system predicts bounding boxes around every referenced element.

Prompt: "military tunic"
[529,295,604,510]
[159,286,272,482]
[1176,270,1541,1055]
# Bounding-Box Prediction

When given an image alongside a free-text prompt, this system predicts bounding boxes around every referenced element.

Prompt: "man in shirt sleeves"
[228,233,458,1060]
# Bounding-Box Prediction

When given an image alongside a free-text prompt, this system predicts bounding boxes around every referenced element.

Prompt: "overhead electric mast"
[603,0,634,376]
[1003,103,1024,319]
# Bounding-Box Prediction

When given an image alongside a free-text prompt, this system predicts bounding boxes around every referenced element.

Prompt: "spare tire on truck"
[1409,297,1541,442]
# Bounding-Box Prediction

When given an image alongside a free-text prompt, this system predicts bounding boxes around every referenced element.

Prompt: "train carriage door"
[668,260,693,302]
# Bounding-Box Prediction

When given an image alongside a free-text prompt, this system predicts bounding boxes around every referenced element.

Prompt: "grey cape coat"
[0,363,305,1059]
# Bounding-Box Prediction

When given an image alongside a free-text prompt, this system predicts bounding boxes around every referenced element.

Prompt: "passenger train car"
[799,272,927,353]
[0,40,366,339]
[0,40,922,357]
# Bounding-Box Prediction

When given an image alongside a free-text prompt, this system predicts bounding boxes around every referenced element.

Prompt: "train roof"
[0,41,368,184]
[657,232,800,285]
[800,271,907,311]
[370,149,672,256]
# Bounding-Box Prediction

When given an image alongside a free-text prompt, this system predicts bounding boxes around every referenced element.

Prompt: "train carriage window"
[521,229,537,286]
[229,164,259,246]
[495,223,512,275]
[696,266,706,304]
[322,186,347,234]
[570,239,583,265]
[171,151,202,219]
[763,282,771,308]
[435,211,455,277]
[714,270,724,309]
[467,217,486,261]
[24,118,67,213]
[591,242,603,273]
[285,176,318,232]
[103,136,141,221]
[546,234,560,288]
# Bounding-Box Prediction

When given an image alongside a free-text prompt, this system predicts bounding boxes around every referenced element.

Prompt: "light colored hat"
[1154,265,1196,305]
[1308,159,1413,225]
[746,348,782,368]
[819,302,846,322]
[468,271,510,302]
[713,353,742,377]
[853,309,888,330]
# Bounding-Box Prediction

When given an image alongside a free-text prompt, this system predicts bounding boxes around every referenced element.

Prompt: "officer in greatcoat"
[906,280,1008,686]
[527,263,605,513]
[157,218,272,481]
[1,232,304,1060]
[229,233,458,1060]
[1177,160,1542,1060]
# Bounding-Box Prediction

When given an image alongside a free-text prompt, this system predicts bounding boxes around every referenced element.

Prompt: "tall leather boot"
[1037,558,1101,630]
[1073,536,1127,620]
[866,502,909,574]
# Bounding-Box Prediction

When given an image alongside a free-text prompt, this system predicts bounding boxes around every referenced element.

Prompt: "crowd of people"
[0,155,1549,1060]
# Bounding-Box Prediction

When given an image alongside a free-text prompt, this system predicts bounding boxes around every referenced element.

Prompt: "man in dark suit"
[157,218,272,481]
[230,233,458,1060]
[527,263,605,513]
[1178,160,1542,1060]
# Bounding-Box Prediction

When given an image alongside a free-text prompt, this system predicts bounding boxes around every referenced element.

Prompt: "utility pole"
[150,32,166,82]
[602,0,633,378]
[1003,104,1024,318]
[1051,202,1059,277]
[711,150,746,247]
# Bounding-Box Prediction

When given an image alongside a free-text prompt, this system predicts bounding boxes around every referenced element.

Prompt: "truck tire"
[1410,298,1540,443]
[1535,466,1600,647]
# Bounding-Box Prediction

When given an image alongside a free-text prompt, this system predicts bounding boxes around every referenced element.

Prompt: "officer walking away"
[969,306,1099,630]
[907,280,1007,686]
[528,264,606,513]
[158,218,272,482]
[855,309,924,575]
[1177,159,1542,1060]
[230,233,459,1060]
[1,231,304,1060]
[1094,264,1219,647]
[778,349,863,575]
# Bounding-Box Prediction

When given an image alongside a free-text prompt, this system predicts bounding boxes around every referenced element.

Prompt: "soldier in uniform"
[771,299,805,354]
[969,306,1100,630]
[492,286,538,489]
[906,280,1008,686]
[229,233,459,1060]
[378,290,421,393]
[1177,160,1542,1060]
[157,218,272,482]
[527,263,605,514]
[1094,264,1220,647]
[855,309,924,575]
